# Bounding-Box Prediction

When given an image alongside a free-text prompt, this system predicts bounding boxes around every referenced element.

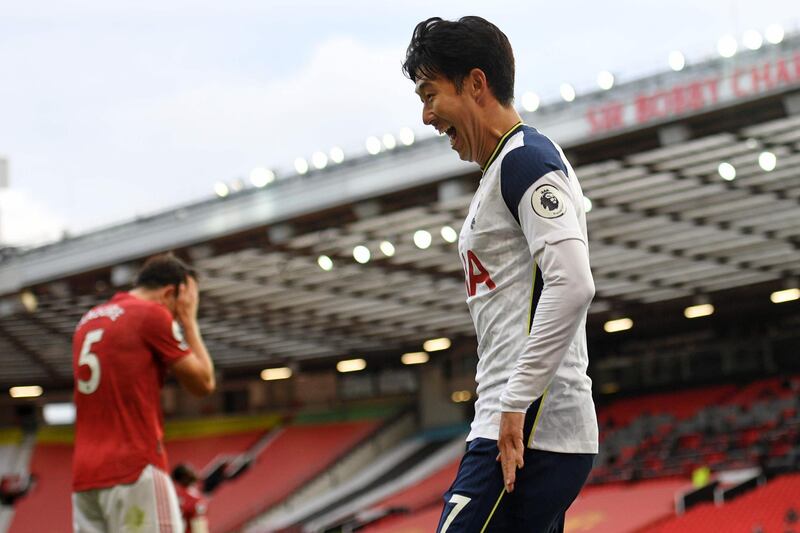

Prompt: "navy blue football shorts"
[436,402,594,532]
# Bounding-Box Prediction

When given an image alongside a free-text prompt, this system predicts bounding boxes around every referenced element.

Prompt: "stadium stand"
[8,441,71,533]
[566,479,691,533]
[208,419,383,532]
[591,376,800,486]
[0,430,26,533]
[248,412,424,531]
[649,473,800,533]
[355,458,461,532]
[6,414,389,532]
[367,458,460,520]
[7,415,282,532]
[291,435,463,532]
[4,368,799,532]
[273,377,800,533]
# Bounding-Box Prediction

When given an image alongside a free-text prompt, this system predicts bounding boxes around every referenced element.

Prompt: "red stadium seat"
[206,420,380,532]
[649,473,800,533]
[8,443,73,533]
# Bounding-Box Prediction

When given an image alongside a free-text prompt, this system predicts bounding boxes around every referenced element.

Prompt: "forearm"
[500,239,594,412]
[182,321,216,390]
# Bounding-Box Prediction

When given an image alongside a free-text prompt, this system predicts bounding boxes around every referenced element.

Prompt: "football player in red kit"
[72,254,215,532]
[172,464,209,533]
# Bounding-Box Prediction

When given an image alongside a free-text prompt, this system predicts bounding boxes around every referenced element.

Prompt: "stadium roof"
[1,35,799,387]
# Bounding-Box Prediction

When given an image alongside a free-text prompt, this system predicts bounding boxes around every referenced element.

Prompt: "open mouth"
[445,126,457,146]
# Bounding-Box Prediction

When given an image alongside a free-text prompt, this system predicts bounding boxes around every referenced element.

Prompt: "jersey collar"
[481,121,524,174]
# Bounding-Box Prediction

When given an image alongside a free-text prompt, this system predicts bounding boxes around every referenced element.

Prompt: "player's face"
[415,75,477,162]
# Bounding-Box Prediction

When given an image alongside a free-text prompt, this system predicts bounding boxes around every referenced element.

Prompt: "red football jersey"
[72,292,190,491]
[175,483,208,532]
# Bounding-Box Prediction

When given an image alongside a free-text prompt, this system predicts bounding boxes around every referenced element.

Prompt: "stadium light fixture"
[214,182,230,198]
[399,127,415,146]
[583,196,593,213]
[317,255,333,271]
[758,151,777,172]
[597,71,615,90]
[230,179,244,192]
[249,167,275,188]
[521,92,540,112]
[260,367,292,381]
[440,226,458,243]
[765,24,784,44]
[718,162,736,181]
[601,382,620,395]
[366,136,382,155]
[9,386,42,399]
[560,83,576,102]
[451,390,472,403]
[743,29,763,50]
[401,352,429,365]
[20,290,37,313]
[717,35,738,58]
[330,147,345,164]
[604,318,633,333]
[684,303,714,319]
[43,402,76,425]
[668,51,686,71]
[353,245,371,264]
[423,337,451,352]
[379,240,395,257]
[382,134,397,150]
[413,230,432,249]
[337,358,366,373]
[294,157,309,175]
[311,151,328,170]
[771,288,799,304]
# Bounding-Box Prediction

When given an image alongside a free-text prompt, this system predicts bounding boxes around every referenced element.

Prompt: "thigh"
[510,450,594,532]
[436,438,512,533]
[102,465,184,533]
[72,491,106,533]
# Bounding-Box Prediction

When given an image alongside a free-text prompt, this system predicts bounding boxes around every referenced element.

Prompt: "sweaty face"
[415,75,475,162]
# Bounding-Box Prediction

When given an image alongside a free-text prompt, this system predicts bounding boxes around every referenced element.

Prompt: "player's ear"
[162,284,177,301]
[467,68,487,98]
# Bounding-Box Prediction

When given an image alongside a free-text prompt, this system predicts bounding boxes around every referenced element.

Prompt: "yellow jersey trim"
[481,122,524,174]
[480,488,507,533]
[527,388,550,447]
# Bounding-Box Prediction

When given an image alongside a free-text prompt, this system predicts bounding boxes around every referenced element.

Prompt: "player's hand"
[496,411,525,493]
[176,276,199,326]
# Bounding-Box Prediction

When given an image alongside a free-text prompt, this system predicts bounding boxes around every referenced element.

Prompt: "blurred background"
[1,1,799,531]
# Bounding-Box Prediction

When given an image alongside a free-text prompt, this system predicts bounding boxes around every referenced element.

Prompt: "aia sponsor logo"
[460,250,496,297]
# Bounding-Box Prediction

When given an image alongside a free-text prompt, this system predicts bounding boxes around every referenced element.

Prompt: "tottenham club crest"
[531,184,566,218]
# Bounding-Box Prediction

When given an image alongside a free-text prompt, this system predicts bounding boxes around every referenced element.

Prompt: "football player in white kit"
[404,16,598,532]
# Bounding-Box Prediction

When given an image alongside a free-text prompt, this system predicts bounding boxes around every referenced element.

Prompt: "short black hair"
[172,463,198,486]
[403,16,516,106]
[134,253,196,290]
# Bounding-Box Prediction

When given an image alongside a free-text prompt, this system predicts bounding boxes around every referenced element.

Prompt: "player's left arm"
[496,145,595,491]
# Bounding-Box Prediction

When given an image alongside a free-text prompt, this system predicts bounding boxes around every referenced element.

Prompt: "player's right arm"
[171,276,216,397]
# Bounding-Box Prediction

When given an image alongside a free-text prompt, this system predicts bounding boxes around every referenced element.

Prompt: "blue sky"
[0,0,797,244]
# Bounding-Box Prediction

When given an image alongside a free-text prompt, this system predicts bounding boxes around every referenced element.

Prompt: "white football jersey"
[459,123,598,454]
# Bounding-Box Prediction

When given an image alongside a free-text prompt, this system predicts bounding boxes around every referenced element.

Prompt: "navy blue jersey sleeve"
[500,143,567,224]
[500,138,586,258]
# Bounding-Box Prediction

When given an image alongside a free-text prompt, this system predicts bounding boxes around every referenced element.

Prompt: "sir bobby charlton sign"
[586,48,800,135]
